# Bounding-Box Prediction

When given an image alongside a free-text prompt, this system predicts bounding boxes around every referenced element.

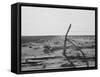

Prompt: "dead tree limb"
[63,24,75,68]
[67,39,89,67]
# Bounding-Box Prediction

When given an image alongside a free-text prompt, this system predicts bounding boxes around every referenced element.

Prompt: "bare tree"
[63,24,89,67]
[63,24,75,67]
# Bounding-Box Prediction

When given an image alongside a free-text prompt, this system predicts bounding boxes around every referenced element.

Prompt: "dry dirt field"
[21,36,95,71]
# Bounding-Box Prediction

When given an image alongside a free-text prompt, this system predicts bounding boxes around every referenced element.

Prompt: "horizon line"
[21,35,95,36]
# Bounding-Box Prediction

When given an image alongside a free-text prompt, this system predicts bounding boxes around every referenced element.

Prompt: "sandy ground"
[21,36,95,71]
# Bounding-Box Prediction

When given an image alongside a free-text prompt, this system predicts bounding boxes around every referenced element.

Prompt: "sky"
[21,6,95,36]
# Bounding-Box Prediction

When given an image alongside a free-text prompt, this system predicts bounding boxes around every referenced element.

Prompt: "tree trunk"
[63,24,75,68]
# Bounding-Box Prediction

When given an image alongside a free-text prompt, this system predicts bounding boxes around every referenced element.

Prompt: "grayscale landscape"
[21,6,95,71]
[21,35,95,71]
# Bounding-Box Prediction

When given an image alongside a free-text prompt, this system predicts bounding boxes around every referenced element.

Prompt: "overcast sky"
[21,6,95,36]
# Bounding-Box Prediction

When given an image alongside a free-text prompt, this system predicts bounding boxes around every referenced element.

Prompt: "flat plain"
[21,36,95,71]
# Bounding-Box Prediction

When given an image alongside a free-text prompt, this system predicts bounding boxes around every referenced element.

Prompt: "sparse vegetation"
[21,35,95,71]
[43,45,51,54]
